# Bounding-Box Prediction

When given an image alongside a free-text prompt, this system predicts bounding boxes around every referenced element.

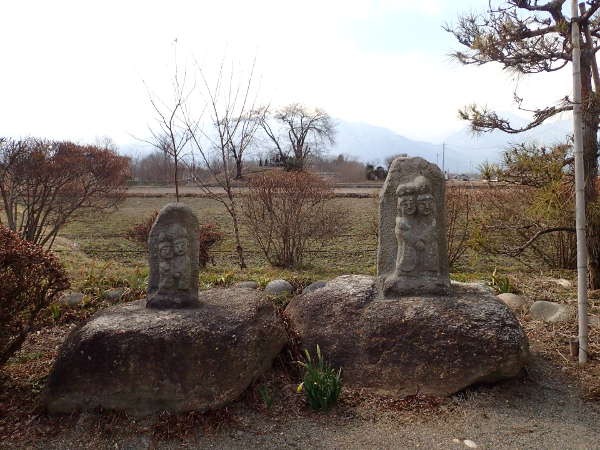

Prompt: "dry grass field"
[57,195,380,287]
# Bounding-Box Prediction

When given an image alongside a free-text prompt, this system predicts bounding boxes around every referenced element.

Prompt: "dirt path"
[9,355,599,450]
[184,370,600,450]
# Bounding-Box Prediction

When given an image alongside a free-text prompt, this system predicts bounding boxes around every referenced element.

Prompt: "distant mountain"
[330,115,574,173]
[121,115,575,174]
[443,114,572,171]
[330,119,451,169]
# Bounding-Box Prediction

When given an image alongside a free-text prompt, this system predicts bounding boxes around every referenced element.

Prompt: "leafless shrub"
[242,171,349,267]
[126,211,223,267]
[446,185,473,269]
[471,185,578,269]
[197,224,224,268]
[126,210,160,247]
[0,226,69,366]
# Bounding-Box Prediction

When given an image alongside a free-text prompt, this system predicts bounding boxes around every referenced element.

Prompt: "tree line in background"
[128,150,385,185]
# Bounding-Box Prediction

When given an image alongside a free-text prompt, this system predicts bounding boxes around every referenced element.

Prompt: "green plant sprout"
[297,344,342,411]
[489,268,513,293]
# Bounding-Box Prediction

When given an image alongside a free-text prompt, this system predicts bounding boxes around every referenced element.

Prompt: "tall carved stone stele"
[377,156,450,297]
[147,203,200,309]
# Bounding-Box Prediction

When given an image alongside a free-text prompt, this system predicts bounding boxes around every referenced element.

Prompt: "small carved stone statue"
[394,176,439,275]
[377,157,450,297]
[147,203,200,309]
[157,224,191,292]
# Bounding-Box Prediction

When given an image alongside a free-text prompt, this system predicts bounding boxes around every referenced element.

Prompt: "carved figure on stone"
[147,203,200,309]
[377,157,450,297]
[157,224,191,293]
[394,177,439,277]
[172,229,191,288]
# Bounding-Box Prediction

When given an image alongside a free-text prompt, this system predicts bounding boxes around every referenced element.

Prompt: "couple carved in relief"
[147,203,200,309]
[377,160,449,298]
[394,175,439,277]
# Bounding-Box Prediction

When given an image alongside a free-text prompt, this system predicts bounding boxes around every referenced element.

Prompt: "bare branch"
[505,226,575,256]
[458,102,573,134]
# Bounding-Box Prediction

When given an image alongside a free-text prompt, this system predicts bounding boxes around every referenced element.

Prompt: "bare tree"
[0,138,130,248]
[225,110,263,179]
[180,59,262,269]
[143,69,193,202]
[445,0,600,287]
[130,151,174,184]
[258,103,336,171]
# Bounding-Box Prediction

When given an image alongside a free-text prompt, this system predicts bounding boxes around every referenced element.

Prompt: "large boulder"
[285,275,529,397]
[46,288,287,416]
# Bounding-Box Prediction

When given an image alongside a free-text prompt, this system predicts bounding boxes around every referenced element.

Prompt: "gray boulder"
[529,301,569,323]
[302,281,327,294]
[46,288,287,416]
[265,279,293,295]
[497,293,527,312]
[233,281,259,289]
[60,292,85,307]
[285,275,528,397]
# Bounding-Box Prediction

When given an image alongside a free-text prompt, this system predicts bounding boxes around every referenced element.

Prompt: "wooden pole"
[571,0,589,364]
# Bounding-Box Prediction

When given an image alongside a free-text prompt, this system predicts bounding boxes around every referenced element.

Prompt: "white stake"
[571,0,589,364]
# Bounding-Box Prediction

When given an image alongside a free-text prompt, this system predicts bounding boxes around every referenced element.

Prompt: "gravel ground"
[9,355,599,450]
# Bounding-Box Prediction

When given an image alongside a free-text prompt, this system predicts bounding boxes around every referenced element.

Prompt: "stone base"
[146,290,199,309]
[285,275,529,397]
[377,273,450,297]
[45,288,287,416]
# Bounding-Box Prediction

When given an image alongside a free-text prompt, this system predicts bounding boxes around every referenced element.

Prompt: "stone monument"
[45,202,287,415]
[284,155,529,397]
[377,156,450,297]
[147,203,200,309]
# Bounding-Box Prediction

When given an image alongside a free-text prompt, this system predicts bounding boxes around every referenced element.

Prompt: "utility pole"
[442,143,446,178]
[571,0,588,364]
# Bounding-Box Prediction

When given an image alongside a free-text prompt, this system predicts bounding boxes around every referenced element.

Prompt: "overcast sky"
[1,0,574,148]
